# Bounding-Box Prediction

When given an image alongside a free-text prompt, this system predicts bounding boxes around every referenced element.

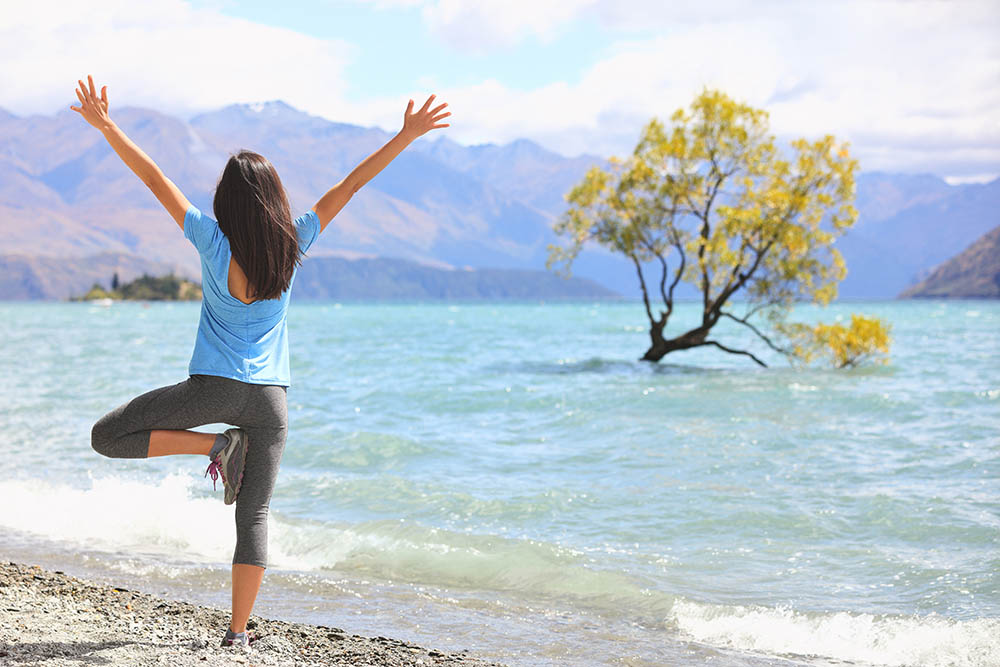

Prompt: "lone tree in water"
[547,88,890,367]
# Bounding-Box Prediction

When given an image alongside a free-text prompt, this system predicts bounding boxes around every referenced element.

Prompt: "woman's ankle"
[208,432,230,460]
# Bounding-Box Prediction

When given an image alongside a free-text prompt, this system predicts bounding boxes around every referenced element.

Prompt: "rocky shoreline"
[0,561,506,666]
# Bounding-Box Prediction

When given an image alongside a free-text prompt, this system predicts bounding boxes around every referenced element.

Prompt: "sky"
[3,0,998,183]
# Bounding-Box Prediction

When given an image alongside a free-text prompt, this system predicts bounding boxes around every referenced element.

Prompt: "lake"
[1,299,997,666]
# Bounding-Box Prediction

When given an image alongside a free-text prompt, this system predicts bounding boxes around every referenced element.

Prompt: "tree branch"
[742,300,773,321]
[655,250,670,317]
[698,174,725,319]
[634,235,673,323]
[722,236,751,293]
[668,228,686,307]
[720,311,790,356]
[702,340,768,367]
[711,236,778,314]
[630,253,655,326]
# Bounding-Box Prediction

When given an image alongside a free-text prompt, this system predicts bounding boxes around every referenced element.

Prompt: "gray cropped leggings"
[91,373,288,569]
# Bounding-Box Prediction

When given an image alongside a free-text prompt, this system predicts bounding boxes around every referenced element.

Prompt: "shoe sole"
[221,428,249,505]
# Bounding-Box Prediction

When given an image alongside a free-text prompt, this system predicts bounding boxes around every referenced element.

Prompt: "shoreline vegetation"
[0,560,504,666]
[45,258,621,303]
[69,272,202,302]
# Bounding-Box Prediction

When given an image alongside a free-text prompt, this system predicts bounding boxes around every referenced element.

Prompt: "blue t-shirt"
[182,205,320,387]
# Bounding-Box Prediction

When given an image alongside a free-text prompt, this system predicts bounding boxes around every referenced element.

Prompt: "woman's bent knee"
[91,416,116,457]
[91,413,147,459]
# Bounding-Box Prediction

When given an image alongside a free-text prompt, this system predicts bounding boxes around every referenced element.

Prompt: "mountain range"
[899,224,1000,298]
[1,100,997,300]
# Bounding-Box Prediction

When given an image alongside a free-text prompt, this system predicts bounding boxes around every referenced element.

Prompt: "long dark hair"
[213,150,301,301]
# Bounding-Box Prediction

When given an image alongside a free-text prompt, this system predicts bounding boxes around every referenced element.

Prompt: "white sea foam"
[669,598,1000,667]
[0,475,305,570]
[0,475,640,602]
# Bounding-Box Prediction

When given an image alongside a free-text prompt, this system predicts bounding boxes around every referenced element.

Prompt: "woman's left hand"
[70,75,112,131]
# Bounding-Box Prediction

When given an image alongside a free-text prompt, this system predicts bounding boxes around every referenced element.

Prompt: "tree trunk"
[641,323,710,362]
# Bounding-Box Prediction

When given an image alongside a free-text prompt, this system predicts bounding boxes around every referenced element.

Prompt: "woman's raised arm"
[71,75,191,231]
[312,94,450,232]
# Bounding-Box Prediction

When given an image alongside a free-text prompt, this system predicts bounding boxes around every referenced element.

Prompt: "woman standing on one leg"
[74,75,450,649]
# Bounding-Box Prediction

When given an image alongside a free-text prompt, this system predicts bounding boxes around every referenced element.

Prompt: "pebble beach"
[0,561,505,667]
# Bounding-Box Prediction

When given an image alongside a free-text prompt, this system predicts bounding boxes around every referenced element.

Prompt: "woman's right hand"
[402,95,450,139]
[70,75,113,131]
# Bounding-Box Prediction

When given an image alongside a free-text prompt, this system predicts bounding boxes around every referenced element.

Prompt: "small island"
[69,271,202,302]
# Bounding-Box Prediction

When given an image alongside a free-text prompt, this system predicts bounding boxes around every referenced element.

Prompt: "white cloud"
[3,0,997,179]
[352,0,1000,178]
[420,0,597,52]
[358,0,597,51]
[0,0,355,119]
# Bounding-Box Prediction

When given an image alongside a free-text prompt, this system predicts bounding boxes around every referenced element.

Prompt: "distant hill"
[898,225,1000,298]
[0,252,617,301]
[0,101,997,300]
[0,252,181,300]
[294,256,619,300]
[837,173,1000,298]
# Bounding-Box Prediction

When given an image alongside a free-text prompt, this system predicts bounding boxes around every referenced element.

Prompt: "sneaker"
[204,427,249,505]
[220,627,256,650]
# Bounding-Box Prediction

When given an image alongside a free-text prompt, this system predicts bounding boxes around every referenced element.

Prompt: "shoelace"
[204,458,226,491]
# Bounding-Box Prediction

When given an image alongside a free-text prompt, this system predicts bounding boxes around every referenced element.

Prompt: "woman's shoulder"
[294,209,320,255]
[184,206,224,256]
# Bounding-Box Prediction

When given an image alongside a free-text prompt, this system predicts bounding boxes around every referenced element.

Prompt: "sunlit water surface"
[1,299,997,666]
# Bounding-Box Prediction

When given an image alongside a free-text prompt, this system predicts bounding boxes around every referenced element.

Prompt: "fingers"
[404,94,451,133]
[74,76,110,117]
[430,112,451,129]
[77,80,95,110]
[76,76,103,103]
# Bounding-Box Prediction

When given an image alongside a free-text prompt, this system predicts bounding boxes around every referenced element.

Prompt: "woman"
[75,75,449,649]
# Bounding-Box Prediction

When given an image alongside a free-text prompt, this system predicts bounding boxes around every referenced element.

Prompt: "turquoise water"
[1,299,998,666]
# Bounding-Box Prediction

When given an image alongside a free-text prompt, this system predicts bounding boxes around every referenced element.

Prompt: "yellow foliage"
[780,314,892,368]
[550,87,860,309]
